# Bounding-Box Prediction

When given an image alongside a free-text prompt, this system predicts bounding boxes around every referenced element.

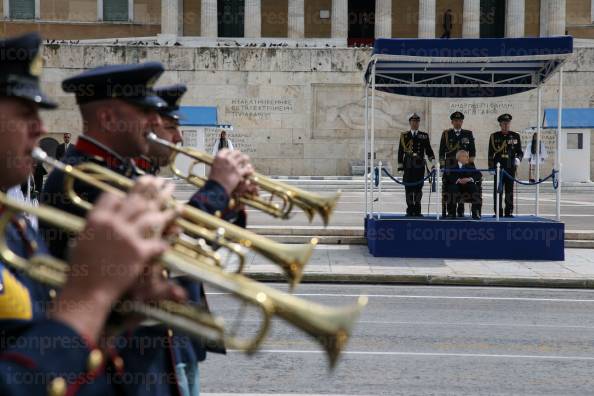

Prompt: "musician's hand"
[51,191,174,341]
[209,149,253,196]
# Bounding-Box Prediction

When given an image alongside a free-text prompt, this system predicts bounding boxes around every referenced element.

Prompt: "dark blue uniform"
[488,130,524,217]
[397,130,435,216]
[0,213,120,396]
[41,136,230,395]
[0,32,119,396]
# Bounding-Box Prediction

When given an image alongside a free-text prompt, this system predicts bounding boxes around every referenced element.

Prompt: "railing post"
[496,163,501,222]
[435,162,441,220]
[378,161,383,219]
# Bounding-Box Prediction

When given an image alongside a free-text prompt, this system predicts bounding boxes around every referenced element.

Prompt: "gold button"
[113,356,124,372]
[214,210,222,218]
[161,269,169,279]
[47,377,66,396]
[87,349,104,372]
[167,329,173,337]
[49,289,57,299]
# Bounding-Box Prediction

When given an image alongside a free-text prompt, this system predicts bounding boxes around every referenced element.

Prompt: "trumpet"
[0,191,367,367]
[147,133,341,225]
[33,149,313,288]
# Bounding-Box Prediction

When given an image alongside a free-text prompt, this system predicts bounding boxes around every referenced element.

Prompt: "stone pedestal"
[505,0,525,37]
[418,0,436,38]
[244,0,261,38]
[201,0,218,38]
[331,0,348,39]
[375,0,392,38]
[548,0,566,36]
[463,0,480,38]
[288,0,305,39]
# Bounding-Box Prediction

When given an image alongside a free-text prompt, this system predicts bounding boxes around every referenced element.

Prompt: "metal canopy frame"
[364,49,571,223]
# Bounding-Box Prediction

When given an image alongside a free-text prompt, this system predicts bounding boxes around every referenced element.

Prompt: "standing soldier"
[488,113,523,217]
[439,111,476,217]
[398,113,436,217]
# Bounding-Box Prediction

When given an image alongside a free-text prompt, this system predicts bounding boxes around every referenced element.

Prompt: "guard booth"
[177,106,233,177]
[543,108,593,183]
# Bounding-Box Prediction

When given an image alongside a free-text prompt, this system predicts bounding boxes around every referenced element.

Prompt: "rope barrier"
[498,169,559,193]
[375,166,559,191]
[374,167,436,188]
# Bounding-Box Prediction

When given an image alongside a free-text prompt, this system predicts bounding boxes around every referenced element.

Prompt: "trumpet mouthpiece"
[32,147,48,161]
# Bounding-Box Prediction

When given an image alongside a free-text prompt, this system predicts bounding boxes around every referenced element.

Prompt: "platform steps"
[249,226,594,248]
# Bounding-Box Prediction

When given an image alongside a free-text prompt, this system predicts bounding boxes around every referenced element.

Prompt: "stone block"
[195,48,219,70]
[331,49,357,72]
[280,49,311,72]
[165,47,195,70]
[239,49,264,71]
[310,49,332,72]
[47,45,85,69]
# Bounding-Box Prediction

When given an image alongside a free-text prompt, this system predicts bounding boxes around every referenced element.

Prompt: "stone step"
[566,240,594,248]
[252,226,594,247]
[261,235,366,245]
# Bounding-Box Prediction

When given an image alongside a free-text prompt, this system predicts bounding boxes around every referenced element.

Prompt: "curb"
[247,272,594,289]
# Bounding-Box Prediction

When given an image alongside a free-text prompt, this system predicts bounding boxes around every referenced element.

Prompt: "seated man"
[445,150,482,219]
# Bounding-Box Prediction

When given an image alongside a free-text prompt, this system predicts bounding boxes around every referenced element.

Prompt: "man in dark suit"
[398,113,436,217]
[54,132,71,159]
[439,111,476,216]
[445,150,482,219]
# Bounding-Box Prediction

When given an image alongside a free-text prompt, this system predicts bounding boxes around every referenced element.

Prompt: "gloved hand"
[514,158,521,166]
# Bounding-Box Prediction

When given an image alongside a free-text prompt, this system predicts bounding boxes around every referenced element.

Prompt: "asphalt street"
[201,283,594,396]
[239,190,594,230]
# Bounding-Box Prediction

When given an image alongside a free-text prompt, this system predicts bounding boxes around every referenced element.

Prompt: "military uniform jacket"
[41,136,228,396]
[439,129,476,168]
[397,131,435,181]
[488,131,524,170]
[0,213,119,396]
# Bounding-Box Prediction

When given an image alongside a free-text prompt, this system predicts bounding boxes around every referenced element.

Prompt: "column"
[505,0,525,37]
[540,0,549,36]
[462,0,480,38]
[161,0,183,36]
[288,0,305,39]
[548,0,566,36]
[375,0,392,38]
[331,0,348,39]
[201,0,218,38]
[244,0,261,38]
[418,0,436,38]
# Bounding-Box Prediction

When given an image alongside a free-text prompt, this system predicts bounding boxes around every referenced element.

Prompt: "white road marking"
[207,292,594,303]
[226,349,594,361]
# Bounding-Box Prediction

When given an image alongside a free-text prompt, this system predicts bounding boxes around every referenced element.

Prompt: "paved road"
[201,283,594,395]
[177,188,594,230]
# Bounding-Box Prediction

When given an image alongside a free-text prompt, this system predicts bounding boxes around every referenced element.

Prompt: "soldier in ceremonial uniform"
[398,113,436,217]
[0,32,180,396]
[439,111,476,217]
[488,113,524,217]
[42,66,253,395]
[141,84,256,228]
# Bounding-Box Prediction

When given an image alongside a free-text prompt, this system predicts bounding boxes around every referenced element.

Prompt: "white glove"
[515,158,521,166]
[431,158,436,166]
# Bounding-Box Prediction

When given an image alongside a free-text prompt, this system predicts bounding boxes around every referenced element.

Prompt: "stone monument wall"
[41,44,594,179]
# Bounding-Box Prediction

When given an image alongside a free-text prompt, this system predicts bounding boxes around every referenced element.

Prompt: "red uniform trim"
[75,138,124,169]
[0,352,37,369]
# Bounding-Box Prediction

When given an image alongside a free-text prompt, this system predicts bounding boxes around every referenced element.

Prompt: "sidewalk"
[242,245,594,289]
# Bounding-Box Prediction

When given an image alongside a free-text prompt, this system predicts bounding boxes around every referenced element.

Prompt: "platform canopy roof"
[179,106,233,129]
[542,108,594,129]
[365,36,573,98]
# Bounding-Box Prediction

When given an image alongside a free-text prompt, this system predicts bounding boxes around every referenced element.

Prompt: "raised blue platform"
[365,214,564,261]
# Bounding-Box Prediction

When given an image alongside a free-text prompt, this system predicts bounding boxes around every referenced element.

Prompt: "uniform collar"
[75,135,128,169]
[458,161,464,168]
[410,130,418,135]
[133,156,159,175]
[454,129,461,134]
